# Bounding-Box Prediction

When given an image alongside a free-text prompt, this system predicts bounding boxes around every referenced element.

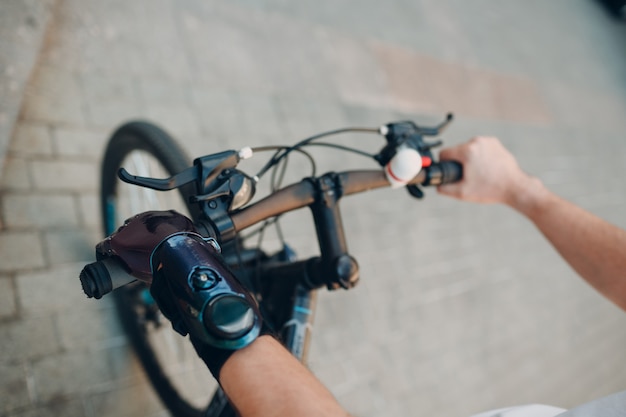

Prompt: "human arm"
[437,136,626,312]
[218,335,350,417]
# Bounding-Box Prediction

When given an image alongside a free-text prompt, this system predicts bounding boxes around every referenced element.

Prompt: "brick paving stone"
[137,78,191,108]
[51,126,107,158]
[0,316,60,360]
[79,73,144,129]
[260,15,338,99]
[83,100,145,131]
[371,41,553,124]
[20,66,87,126]
[29,159,97,191]
[80,74,137,104]
[0,276,17,319]
[10,124,54,156]
[87,382,166,417]
[0,362,30,414]
[76,193,100,230]
[2,194,79,229]
[8,398,87,417]
[0,0,54,176]
[318,30,394,110]
[1,156,33,191]
[542,81,626,131]
[104,344,148,387]
[144,103,202,138]
[15,262,110,316]
[190,88,244,143]
[491,74,553,125]
[308,357,353,395]
[56,306,124,351]
[0,232,45,271]
[273,95,318,142]
[177,6,275,92]
[31,349,114,403]
[42,229,98,264]
[236,93,285,144]
[369,43,444,115]
[309,99,351,131]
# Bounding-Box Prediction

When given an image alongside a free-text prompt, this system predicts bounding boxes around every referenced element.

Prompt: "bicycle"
[79,114,462,417]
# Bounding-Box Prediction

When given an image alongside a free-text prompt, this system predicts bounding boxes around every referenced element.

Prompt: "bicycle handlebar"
[232,161,462,232]
[80,160,462,299]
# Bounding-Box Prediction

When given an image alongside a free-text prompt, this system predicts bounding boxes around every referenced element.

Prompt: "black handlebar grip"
[80,258,136,299]
[438,160,463,184]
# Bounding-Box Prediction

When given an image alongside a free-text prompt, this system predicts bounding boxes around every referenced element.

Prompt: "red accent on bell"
[421,156,432,167]
[385,163,403,183]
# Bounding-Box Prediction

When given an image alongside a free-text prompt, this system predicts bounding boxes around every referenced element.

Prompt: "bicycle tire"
[100,121,233,417]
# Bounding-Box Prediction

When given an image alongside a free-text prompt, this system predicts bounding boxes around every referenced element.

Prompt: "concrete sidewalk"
[1,1,626,416]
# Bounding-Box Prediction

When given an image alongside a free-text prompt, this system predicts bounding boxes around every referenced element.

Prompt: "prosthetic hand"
[95,210,263,378]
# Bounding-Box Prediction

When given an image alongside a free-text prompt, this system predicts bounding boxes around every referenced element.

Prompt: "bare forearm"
[509,177,626,311]
[220,336,350,417]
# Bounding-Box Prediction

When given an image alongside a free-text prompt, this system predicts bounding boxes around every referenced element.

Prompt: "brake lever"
[118,148,253,192]
[421,139,443,151]
[418,113,454,136]
[118,166,198,191]
[406,184,424,199]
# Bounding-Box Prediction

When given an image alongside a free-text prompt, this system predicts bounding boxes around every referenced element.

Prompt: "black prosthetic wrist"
[189,336,238,380]
[149,232,263,379]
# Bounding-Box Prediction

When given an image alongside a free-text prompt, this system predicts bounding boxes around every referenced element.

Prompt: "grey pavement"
[1,1,626,416]
[0,0,55,176]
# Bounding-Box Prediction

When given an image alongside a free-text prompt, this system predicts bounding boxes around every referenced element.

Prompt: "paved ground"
[0,0,54,177]
[1,1,626,416]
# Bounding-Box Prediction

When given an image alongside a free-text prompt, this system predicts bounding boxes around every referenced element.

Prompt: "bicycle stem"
[308,173,359,290]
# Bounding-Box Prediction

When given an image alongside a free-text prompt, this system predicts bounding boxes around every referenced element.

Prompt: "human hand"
[437,136,533,206]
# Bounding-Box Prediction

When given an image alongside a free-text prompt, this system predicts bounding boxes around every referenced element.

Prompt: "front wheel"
[100,121,234,417]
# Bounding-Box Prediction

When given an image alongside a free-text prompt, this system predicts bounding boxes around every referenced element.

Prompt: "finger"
[439,146,460,162]
[437,182,462,199]
[439,142,469,162]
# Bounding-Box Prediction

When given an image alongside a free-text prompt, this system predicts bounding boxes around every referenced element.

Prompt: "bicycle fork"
[282,285,318,362]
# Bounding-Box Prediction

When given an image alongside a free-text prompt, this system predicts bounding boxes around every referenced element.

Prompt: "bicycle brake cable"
[301,142,376,159]
[251,146,317,179]
[254,127,380,180]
